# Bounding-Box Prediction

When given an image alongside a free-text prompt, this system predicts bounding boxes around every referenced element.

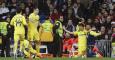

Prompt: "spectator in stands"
[9,1,17,17]
[71,1,85,26]
[95,12,103,21]
[90,0,100,16]
[87,19,93,26]
[65,20,75,38]
[60,3,68,24]
[94,18,101,30]
[98,26,109,40]
[0,3,9,16]
[50,9,60,23]
[106,16,112,29]
[24,7,30,18]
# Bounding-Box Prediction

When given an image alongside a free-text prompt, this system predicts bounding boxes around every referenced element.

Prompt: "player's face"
[34,9,39,15]
[79,26,84,31]
[86,25,91,30]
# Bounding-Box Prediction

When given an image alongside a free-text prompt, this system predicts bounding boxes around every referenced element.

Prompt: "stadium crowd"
[0,0,115,58]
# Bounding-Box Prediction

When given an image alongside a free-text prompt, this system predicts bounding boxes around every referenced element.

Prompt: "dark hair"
[86,23,92,27]
[33,6,38,10]
[78,23,85,27]
[16,7,22,13]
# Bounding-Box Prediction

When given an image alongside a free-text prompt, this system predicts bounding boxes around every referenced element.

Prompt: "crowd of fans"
[0,0,115,58]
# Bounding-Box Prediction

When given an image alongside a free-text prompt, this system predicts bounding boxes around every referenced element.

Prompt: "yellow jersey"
[28,13,39,32]
[74,30,87,46]
[10,14,27,34]
[89,31,101,36]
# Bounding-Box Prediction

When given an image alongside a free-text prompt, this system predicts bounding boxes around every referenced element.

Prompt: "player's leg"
[28,32,37,55]
[82,50,87,58]
[20,34,25,52]
[19,34,25,56]
[13,34,19,59]
[34,32,42,58]
[14,34,19,55]
[77,46,82,57]
[75,44,85,58]
[80,46,87,58]
[23,39,31,58]
[35,32,40,53]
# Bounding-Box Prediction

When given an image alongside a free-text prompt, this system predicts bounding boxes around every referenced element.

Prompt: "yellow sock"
[20,40,24,51]
[24,49,30,57]
[29,44,37,54]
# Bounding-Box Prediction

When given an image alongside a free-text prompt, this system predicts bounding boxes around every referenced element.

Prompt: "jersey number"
[16,19,22,27]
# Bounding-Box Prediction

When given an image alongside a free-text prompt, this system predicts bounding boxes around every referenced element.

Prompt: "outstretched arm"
[90,31,101,37]
[63,26,74,35]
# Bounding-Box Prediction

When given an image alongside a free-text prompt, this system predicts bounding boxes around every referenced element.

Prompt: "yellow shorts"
[28,31,40,42]
[14,34,25,42]
[78,45,86,55]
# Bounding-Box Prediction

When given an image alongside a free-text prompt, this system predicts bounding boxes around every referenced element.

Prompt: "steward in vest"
[53,16,63,57]
[0,16,11,57]
[39,18,53,54]
[39,19,53,42]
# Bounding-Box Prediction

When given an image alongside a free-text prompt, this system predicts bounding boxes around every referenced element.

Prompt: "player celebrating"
[63,23,101,58]
[10,8,27,58]
[27,7,41,58]
[64,23,87,58]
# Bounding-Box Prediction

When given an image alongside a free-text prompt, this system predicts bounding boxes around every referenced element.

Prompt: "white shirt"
[0,7,9,14]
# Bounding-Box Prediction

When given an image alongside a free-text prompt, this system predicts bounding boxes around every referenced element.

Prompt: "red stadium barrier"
[41,54,53,58]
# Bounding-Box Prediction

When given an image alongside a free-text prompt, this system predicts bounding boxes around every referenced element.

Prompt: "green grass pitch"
[0,57,115,60]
